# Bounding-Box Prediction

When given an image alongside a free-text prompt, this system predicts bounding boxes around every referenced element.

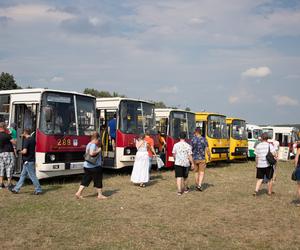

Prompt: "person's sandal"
[252,191,258,197]
[177,191,183,196]
[184,187,190,193]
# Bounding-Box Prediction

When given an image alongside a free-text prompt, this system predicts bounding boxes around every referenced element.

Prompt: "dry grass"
[1,161,300,250]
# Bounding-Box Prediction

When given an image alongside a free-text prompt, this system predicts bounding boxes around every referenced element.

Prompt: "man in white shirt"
[172,131,194,196]
[253,132,276,196]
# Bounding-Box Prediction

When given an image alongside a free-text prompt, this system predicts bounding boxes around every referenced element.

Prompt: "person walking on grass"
[0,122,15,189]
[131,134,152,187]
[191,127,211,191]
[172,131,194,196]
[75,131,107,200]
[294,143,300,206]
[10,128,42,195]
[253,132,276,196]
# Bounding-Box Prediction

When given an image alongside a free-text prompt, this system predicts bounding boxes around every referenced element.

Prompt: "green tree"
[0,72,21,90]
[83,88,126,98]
[153,101,167,108]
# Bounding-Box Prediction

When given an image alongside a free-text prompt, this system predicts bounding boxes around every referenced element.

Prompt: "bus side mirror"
[44,107,53,122]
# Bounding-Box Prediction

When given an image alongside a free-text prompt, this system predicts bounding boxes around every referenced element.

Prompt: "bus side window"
[248,130,252,139]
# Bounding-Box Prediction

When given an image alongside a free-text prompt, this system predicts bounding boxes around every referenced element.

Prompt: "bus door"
[13,103,38,173]
[156,117,168,164]
[98,109,117,167]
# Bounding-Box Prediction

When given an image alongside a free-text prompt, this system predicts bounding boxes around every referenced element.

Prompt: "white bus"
[96,97,158,169]
[262,126,299,159]
[246,124,262,158]
[0,88,96,179]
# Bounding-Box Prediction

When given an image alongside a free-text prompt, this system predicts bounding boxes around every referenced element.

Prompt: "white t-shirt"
[172,141,192,167]
[255,142,276,168]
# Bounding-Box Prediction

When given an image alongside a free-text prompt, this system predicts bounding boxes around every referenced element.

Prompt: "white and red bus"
[0,88,96,179]
[96,97,158,169]
[155,109,195,168]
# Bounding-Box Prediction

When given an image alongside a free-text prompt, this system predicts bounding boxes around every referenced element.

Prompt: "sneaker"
[177,191,183,196]
[7,184,15,191]
[33,191,43,195]
[196,185,203,192]
[184,187,190,193]
[10,189,19,194]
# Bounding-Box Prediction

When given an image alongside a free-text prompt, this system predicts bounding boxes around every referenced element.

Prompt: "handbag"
[84,152,101,165]
[266,145,277,166]
[156,157,165,169]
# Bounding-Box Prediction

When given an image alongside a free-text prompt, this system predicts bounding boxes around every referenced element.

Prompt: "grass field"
[1,160,300,250]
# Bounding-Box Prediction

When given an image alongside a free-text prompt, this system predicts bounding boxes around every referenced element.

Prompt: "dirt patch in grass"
[1,161,300,249]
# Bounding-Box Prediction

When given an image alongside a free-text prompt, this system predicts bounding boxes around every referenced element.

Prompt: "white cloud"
[50,76,64,83]
[228,96,240,104]
[273,95,299,107]
[157,85,178,94]
[241,67,271,78]
[0,4,74,22]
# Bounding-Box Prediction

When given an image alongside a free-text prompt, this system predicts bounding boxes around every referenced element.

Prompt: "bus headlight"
[49,154,56,162]
[212,149,216,153]
[125,148,131,155]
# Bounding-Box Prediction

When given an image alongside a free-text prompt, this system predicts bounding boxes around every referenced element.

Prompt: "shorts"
[194,160,206,172]
[175,165,189,178]
[256,166,274,180]
[0,152,15,178]
[81,167,103,188]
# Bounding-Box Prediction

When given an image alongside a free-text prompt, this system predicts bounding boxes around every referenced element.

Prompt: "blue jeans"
[14,162,42,193]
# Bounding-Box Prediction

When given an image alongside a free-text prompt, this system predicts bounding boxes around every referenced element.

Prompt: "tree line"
[0,72,190,110]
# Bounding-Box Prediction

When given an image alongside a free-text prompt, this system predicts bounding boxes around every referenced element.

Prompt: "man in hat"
[10,128,42,195]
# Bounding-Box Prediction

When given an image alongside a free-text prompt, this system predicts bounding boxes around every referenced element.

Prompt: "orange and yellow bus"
[195,112,230,162]
[226,118,248,160]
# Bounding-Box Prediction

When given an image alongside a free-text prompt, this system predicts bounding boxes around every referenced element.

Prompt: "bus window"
[196,121,206,137]
[156,118,168,136]
[77,95,95,136]
[0,94,10,123]
[40,92,76,135]
[247,129,252,139]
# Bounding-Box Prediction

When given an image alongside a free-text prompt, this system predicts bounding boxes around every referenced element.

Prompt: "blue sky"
[0,0,299,124]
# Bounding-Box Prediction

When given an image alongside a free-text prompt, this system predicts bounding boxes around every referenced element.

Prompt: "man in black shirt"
[11,128,42,195]
[0,122,15,189]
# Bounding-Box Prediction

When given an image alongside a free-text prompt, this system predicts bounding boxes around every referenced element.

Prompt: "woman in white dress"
[131,134,151,187]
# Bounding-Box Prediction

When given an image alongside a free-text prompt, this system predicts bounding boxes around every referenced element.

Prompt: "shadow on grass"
[290,199,300,205]
[41,185,63,194]
[83,188,120,198]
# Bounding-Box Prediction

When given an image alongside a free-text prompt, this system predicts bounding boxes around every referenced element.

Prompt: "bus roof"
[226,117,246,123]
[261,126,299,133]
[0,88,95,98]
[246,124,262,130]
[155,108,195,118]
[195,112,226,121]
[96,97,154,109]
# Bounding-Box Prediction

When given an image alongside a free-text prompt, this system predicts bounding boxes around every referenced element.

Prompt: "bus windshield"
[40,92,95,135]
[253,129,262,139]
[170,111,195,139]
[207,115,228,139]
[262,128,273,140]
[119,100,156,134]
[232,120,247,140]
